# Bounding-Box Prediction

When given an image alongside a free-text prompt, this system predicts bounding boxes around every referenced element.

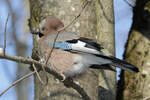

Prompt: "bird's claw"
[60,72,66,81]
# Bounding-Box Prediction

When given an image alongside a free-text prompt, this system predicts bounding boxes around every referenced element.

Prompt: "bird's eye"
[41,27,46,31]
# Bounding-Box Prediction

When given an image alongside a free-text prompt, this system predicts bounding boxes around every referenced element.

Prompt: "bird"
[31,16,139,80]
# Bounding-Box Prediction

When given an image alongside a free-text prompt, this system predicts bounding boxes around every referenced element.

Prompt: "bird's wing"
[49,37,103,55]
[48,37,139,73]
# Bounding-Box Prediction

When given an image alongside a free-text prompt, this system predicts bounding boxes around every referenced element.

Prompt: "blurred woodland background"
[0,0,149,100]
[0,0,32,100]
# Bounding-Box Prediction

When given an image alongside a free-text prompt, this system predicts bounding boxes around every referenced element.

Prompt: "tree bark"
[117,0,150,100]
[29,0,99,100]
[96,0,116,100]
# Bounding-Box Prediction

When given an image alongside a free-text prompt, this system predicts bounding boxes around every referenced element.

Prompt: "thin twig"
[45,1,89,65]
[32,64,44,84]
[3,13,10,55]
[0,71,36,97]
[98,0,114,24]
[123,0,134,7]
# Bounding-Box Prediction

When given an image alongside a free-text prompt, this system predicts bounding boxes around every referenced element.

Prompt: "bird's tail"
[96,54,139,73]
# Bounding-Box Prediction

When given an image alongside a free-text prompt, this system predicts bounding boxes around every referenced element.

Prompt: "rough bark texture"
[117,0,150,100]
[29,0,99,100]
[96,0,116,100]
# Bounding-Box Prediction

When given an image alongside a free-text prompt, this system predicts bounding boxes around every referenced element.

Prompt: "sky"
[0,0,134,100]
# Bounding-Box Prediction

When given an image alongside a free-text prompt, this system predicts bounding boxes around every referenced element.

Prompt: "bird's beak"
[31,28,44,38]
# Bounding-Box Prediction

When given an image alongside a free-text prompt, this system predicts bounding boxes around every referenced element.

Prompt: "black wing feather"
[66,37,103,51]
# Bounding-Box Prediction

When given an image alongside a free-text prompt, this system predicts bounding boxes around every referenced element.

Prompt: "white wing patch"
[72,40,86,47]
[71,40,101,55]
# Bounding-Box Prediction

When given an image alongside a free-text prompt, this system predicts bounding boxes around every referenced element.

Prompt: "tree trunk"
[117,0,150,100]
[30,0,99,100]
[96,0,116,100]
[29,0,115,100]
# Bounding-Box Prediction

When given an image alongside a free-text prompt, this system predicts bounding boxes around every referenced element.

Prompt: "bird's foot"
[60,72,66,81]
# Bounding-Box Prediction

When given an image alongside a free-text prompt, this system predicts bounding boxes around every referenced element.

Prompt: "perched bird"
[32,16,139,80]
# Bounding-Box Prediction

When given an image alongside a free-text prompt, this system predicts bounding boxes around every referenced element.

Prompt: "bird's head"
[31,16,64,38]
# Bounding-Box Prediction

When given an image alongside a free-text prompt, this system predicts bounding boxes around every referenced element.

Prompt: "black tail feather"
[96,54,139,73]
[90,64,116,72]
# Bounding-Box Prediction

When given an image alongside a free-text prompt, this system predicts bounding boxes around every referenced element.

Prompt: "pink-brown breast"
[38,37,81,76]
[44,48,78,73]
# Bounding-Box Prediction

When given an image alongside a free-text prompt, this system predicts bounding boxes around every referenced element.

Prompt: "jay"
[32,16,139,80]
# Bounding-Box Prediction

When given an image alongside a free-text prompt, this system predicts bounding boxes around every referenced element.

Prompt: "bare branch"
[0,71,36,97]
[3,14,10,55]
[5,0,19,43]
[123,0,134,7]
[45,67,91,100]
[0,53,90,99]
[0,53,43,66]
[98,0,114,24]
[32,64,44,84]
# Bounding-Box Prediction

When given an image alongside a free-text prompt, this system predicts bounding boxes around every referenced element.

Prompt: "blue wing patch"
[49,42,72,50]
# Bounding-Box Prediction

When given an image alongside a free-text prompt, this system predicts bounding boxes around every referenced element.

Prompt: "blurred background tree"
[117,0,150,100]
[0,0,32,100]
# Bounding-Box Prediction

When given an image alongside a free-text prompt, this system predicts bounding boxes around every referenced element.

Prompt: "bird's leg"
[63,77,74,88]
[59,71,66,81]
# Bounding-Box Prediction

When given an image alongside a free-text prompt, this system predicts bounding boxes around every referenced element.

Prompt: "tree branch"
[0,53,42,66]
[0,71,36,97]
[32,63,44,84]
[0,53,90,100]
[3,14,10,55]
